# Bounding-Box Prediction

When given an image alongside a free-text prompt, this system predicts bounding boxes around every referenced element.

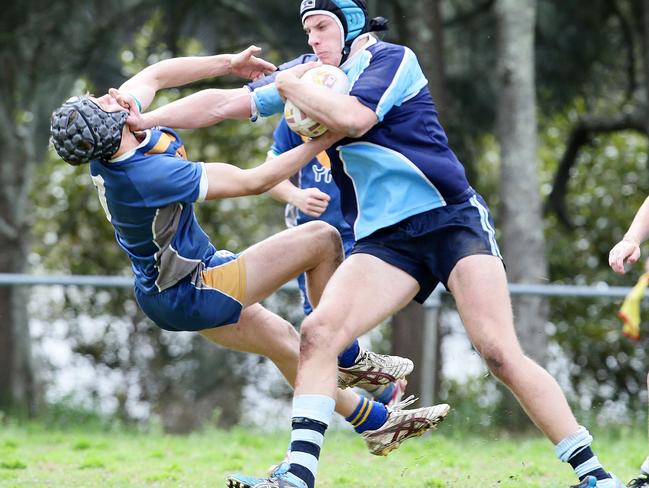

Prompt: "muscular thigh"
[241,221,342,305]
[447,254,522,356]
[309,253,420,345]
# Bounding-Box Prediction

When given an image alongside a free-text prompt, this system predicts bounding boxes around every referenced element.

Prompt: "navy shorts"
[350,192,502,303]
[135,250,247,332]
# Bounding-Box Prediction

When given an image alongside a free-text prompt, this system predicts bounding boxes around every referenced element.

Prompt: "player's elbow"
[241,172,276,196]
[342,111,377,138]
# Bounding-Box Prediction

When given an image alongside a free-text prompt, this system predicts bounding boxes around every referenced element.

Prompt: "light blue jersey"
[251,37,473,240]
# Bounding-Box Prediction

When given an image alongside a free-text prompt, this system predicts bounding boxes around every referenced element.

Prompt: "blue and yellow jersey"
[89,127,213,295]
[269,117,355,247]
[251,39,474,240]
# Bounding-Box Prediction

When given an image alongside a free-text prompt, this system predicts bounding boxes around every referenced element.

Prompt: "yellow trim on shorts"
[200,256,247,304]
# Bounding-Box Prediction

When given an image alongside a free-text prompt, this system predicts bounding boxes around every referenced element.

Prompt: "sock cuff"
[555,426,593,462]
[292,395,335,426]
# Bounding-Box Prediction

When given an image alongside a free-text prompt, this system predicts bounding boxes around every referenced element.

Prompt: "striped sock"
[337,340,360,368]
[345,397,388,434]
[287,395,335,488]
[366,383,397,405]
[556,427,611,482]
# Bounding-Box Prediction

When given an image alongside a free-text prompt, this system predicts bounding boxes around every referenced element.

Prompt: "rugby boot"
[338,350,413,389]
[361,395,450,456]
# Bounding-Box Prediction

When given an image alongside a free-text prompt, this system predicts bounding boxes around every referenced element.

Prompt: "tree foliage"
[6,0,648,427]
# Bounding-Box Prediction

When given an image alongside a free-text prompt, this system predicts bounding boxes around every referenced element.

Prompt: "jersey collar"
[109,129,152,163]
[340,33,377,71]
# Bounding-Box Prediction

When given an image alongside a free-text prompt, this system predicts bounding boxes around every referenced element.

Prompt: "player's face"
[91,93,127,113]
[304,14,343,66]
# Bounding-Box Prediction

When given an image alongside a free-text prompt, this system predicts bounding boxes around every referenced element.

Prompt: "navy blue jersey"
[270,117,354,245]
[89,127,214,295]
[250,38,473,239]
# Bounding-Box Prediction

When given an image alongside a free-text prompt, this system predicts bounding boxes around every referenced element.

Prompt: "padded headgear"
[300,0,388,64]
[50,96,127,166]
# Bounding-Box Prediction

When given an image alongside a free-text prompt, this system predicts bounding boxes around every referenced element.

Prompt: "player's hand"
[276,61,321,95]
[291,188,331,217]
[229,45,277,80]
[609,238,641,274]
[109,88,140,115]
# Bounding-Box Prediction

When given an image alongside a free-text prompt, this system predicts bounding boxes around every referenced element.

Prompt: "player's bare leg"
[447,254,578,442]
[449,254,624,487]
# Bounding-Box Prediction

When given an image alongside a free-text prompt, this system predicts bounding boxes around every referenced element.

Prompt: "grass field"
[0,421,645,487]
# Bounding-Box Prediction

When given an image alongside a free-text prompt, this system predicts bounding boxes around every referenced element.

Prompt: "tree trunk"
[495,0,547,429]
[0,146,36,413]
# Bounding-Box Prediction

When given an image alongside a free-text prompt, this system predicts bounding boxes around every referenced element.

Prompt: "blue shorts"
[134,250,246,332]
[350,192,502,303]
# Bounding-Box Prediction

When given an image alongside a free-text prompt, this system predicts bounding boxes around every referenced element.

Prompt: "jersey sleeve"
[131,155,206,207]
[350,46,429,122]
[269,117,304,157]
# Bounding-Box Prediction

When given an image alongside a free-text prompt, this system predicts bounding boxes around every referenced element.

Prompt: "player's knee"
[300,313,337,360]
[479,343,519,382]
[306,221,343,260]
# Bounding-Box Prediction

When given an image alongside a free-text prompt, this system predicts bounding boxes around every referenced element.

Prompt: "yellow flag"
[618,272,649,340]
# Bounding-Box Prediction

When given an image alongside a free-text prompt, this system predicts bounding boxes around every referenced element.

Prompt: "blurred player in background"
[609,196,649,488]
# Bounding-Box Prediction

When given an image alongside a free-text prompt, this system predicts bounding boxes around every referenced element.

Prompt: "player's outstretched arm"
[117,46,275,111]
[610,196,649,274]
[128,88,253,130]
[204,132,341,200]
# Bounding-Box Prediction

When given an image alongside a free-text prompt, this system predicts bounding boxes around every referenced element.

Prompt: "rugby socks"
[345,396,388,434]
[337,340,360,367]
[556,427,611,483]
[287,395,335,488]
[365,383,398,404]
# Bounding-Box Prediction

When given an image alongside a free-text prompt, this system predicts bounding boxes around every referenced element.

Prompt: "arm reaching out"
[609,196,649,274]
[110,46,276,128]
[204,132,341,200]
[127,88,253,130]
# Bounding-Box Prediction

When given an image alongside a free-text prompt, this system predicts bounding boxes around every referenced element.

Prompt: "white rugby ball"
[284,65,349,138]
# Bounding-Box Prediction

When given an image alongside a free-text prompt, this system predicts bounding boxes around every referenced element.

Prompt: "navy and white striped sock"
[287,395,335,488]
[556,426,611,482]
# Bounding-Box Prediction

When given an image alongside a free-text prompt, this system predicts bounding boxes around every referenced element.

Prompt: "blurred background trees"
[1,0,648,432]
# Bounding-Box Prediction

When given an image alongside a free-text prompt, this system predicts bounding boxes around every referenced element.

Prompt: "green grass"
[0,422,644,487]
